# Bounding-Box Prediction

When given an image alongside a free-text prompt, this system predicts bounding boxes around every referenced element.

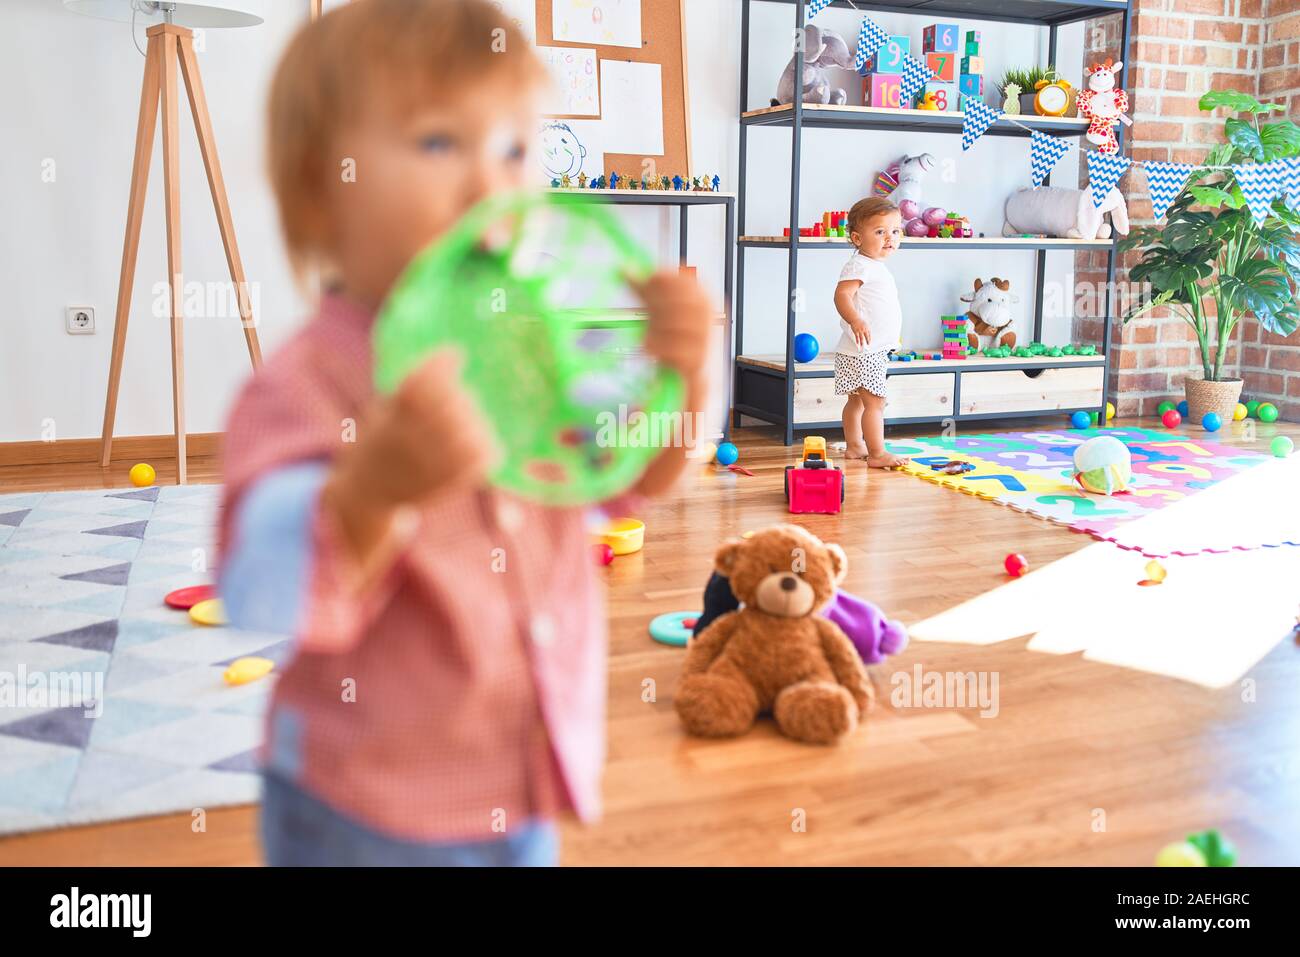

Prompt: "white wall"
[0,0,1081,443]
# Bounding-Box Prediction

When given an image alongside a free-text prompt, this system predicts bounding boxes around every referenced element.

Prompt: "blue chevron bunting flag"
[1279,156,1300,211]
[805,0,834,20]
[853,17,890,72]
[1086,150,1131,208]
[1029,131,1071,187]
[961,98,1003,151]
[900,53,938,106]
[1143,162,1195,221]
[1233,161,1288,225]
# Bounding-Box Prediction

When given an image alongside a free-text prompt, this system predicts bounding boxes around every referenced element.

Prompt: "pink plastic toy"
[785,436,844,514]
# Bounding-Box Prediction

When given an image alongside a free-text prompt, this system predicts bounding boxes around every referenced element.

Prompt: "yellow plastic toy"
[596,517,645,555]
[189,598,227,627]
[1106,402,1116,421]
[223,656,274,686]
[129,463,156,487]
[1233,403,1248,421]
[1144,559,1167,584]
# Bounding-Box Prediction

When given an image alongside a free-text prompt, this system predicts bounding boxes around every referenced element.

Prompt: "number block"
[926,52,955,82]
[958,72,984,99]
[922,22,960,54]
[924,81,956,113]
[859,36,909,75]
[865,72,903,110]
[964,30,981,53]
[961,55,984,76]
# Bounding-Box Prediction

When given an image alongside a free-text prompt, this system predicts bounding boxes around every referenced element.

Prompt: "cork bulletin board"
[534,0,693,180]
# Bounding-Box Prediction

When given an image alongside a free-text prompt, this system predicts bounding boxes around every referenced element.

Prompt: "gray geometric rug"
[0,484,282,835]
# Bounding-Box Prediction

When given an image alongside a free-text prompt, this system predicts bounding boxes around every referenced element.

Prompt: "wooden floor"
[2,417,1298,866]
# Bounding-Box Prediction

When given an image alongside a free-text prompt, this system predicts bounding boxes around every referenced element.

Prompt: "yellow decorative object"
[223,656,275,686]
[189,598,227,627]
[1033,78,1072,117]
[597,517,645,556]
[1233,403,1248,421]
[129,463,156,487]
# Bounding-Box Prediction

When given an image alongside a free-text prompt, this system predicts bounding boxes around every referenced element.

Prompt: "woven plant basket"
[1185,377,1243,424]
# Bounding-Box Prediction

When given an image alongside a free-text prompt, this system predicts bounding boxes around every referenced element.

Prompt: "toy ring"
[649,611,701,647]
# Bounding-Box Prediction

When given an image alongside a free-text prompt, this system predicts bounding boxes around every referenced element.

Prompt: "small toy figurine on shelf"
[712,174,721,191]
[577,172,588,189]
[917,91,941,111]
[671,174,683,190]
[1002,82,1022,114]
[609,171,621,190]
[1075,58,1131,154]
[550,178,560,188]
[560,174,571,189]
[661,175,672,191]
[629,176,640,190]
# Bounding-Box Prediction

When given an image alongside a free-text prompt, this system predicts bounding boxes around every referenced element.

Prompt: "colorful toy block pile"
[941,316,968,360]
[860,24,986,112]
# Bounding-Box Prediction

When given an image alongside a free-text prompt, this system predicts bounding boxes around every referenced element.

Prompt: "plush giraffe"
[1075,59,1132,155]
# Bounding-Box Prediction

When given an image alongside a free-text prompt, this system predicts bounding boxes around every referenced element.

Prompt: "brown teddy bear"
[674,525,873,745]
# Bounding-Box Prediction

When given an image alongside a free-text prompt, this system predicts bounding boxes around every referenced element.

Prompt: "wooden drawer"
[792,372,956,424]
[959,366,1104,416]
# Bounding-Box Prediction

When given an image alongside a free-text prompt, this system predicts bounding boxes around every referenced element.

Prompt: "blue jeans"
[260,772,559,867]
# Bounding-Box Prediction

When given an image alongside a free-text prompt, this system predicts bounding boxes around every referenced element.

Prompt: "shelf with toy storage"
[734,0,1133,444]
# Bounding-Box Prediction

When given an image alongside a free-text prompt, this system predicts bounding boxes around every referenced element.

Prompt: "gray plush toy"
[771,25,853,107]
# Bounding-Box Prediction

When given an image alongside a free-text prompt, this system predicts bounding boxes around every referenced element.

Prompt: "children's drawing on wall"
[553,0,642,49]
[538,120,605,186]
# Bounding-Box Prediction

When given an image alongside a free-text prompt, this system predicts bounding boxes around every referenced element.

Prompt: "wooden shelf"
[737,352,1105,377]
[741,103,1091,137]
[749,0,1128,28]
[739,235,1116,251]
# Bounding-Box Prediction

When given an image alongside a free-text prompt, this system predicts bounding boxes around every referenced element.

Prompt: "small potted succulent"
[1118,90,1300,422]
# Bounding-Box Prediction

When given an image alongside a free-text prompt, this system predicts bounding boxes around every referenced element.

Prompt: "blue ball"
[1070,410,1091,430]
[715,442,739,466]
[1201,412,1222,432]
[793,333,820,363]
[1177,400,1190,417]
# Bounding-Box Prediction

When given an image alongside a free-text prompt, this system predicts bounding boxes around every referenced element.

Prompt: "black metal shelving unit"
[735,0,1133,444]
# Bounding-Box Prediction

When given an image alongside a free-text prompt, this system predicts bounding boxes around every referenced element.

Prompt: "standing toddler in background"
[218,0,712,866]
[833,197,907,468]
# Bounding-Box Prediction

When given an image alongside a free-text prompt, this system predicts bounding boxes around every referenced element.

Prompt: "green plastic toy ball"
[373,191,684,506]
[1157,400,1176,416]
[1246,400,1261,417]
[1272,436,1294,458]
[1258,402,1280,423]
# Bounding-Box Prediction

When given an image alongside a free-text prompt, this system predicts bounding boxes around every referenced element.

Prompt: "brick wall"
[1075,0,1300,419]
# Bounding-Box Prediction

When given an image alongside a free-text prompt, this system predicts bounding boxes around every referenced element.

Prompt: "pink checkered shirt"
[220,293,614,841]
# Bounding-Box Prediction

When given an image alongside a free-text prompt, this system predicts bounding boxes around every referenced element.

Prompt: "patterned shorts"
[834,351,889,397]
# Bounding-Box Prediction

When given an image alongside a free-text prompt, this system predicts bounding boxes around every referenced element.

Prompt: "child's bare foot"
[843,443,872,460]
[866,451,908,469]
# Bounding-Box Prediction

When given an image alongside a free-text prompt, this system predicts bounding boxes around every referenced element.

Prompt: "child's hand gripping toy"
[373,191,684,506]
[1075,59,1131,155]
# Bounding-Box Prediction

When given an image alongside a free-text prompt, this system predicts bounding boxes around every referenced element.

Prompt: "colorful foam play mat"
[888,427,1297,558]
[0,485,275,835]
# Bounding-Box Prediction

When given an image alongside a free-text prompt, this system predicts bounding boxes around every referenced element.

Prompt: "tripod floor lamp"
[64,1,266,484]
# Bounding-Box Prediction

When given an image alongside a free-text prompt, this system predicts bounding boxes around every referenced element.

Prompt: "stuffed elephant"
[1003,186,1130,241]
[771,25,852,107]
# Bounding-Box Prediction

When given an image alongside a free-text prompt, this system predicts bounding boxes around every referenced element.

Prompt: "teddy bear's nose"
[780,576,798,591]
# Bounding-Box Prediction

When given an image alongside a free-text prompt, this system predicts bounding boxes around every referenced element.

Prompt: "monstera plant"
[1118,90,1300,419]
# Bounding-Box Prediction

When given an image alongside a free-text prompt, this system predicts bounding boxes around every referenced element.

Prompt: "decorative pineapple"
[1002,82,1022,115]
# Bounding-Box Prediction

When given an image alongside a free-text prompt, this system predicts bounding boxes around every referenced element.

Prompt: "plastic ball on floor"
[1246,400,1261,418]
[1201,412,1221,432]
[1161,409,1182,429]
[1004,553,1029,578]
[1144,559,1166,584]
[1272,436,1294,458]
[1156,842,1208,867]
[592,543,615,566]
[1176,400,1189,417]
[1258,403,1279,423]
[1106,402,1116,421]
[699,441,718,463]
[715,442,739,466]
[793,333,820,363]
[1156,400,1176,416]
[1070,410,1091,429]
[129,463,156,487]
[1233,403,1248,421]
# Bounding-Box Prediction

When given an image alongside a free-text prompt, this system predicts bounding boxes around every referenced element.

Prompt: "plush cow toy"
[1075,59,1132,155]
[962,278,1019,352]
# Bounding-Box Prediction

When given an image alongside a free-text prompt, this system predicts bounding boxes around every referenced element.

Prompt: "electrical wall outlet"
[66,306,95,335]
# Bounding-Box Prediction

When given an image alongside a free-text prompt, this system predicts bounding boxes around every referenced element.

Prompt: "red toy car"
[785,436,844,514]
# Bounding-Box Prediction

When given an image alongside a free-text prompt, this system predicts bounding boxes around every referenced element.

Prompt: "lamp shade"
[64,1,264,28]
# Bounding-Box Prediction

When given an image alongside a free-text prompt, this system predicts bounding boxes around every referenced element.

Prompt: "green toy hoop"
[374,191,685,506]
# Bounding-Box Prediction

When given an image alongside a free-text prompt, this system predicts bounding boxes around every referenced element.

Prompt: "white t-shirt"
[835,252,902,357]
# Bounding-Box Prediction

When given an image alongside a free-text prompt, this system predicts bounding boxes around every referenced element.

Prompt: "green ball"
[1156,842,1208,867]
[1157,401,1176,416]
[1246,400,1261,417]
[1272,436,1294,458]
[1258,403,1279,423]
